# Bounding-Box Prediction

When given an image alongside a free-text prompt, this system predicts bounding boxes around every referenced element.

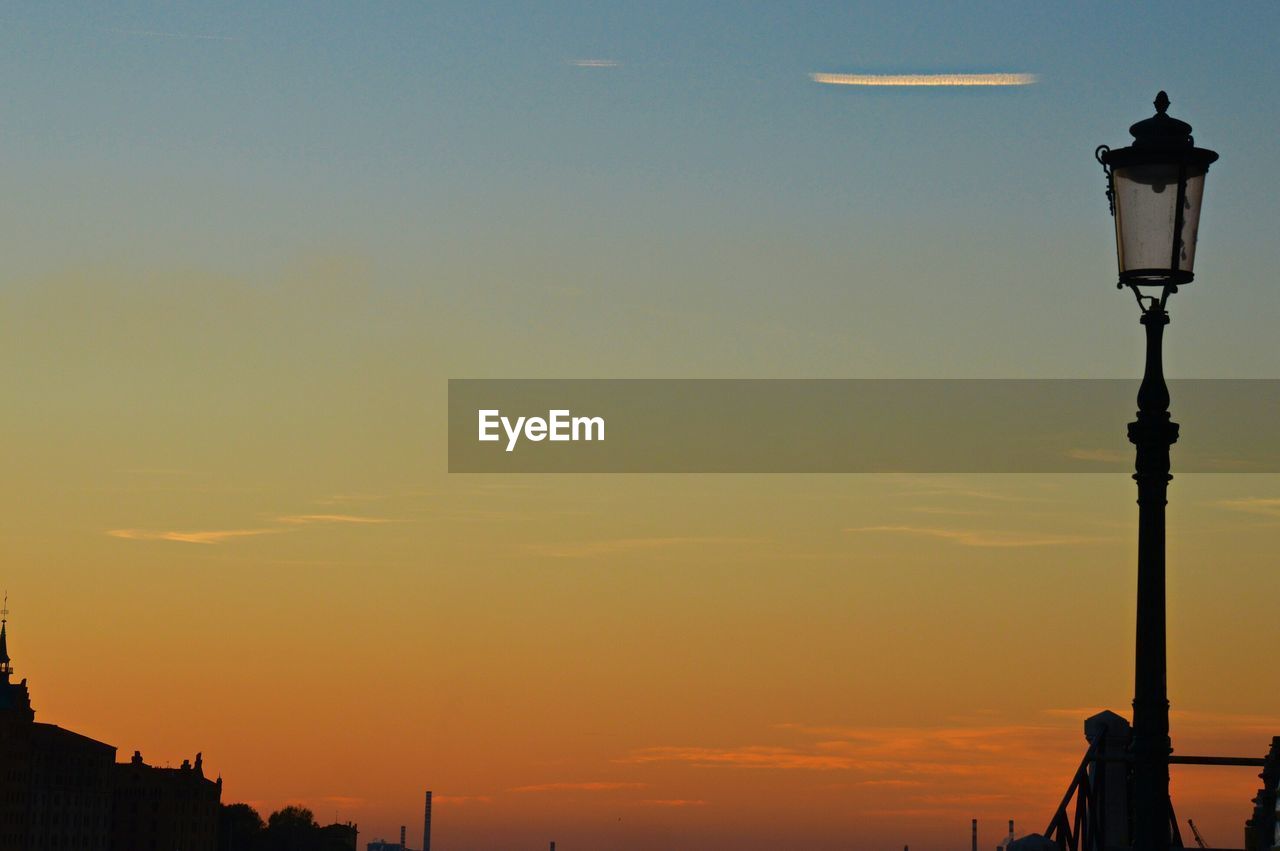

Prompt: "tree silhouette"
[218,803,355,851]
[218,803,265,851]
[268,805,318,830]
[266,806,319,850]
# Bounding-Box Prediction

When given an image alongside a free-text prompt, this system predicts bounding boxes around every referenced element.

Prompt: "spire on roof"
[0,593,11,683]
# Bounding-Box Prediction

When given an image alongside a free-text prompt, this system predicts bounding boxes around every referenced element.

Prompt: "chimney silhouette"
[422,790,432,851]
[972,819,978,851]
[400,825,406,848]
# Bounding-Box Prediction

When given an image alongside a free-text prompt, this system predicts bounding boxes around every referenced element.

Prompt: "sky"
[2,2,1280,849]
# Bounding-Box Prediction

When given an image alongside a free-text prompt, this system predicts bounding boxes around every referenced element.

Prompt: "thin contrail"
[810,72,1037,87]
[568,58,620,68]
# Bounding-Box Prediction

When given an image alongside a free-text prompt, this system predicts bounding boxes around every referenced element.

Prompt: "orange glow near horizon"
[2,272,1277,849]
[4,454,1277,847]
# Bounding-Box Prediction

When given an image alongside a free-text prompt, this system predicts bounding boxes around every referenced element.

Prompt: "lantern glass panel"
[1111,162,1207,282]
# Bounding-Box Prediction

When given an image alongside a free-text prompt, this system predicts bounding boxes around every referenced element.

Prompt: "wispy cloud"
[637,799,707,807]
[1046,705,1280,736]
[107,528,283,545]
[858,779,926,788]
[1040,706,1121,719]
[275,514,396,525]
[885,477,1041,503]
[1067,447,1129,464]
[319,795,365,808]
[512,781,648,793]
[568,58,620,68]
[619,713,1267,822]
[906,506,988,516]
[620,746,853,771]
[528,536,760,558]
[811,72,1037,87]
[618,720,1082,817]
[315,492,390,506]
[433,795,492,805]
[1172,709,1280,731]
[108,511,396,544]
[844,525,1105,548]
[1218,497,1280,518]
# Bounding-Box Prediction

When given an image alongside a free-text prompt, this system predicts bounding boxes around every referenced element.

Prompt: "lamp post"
[1096,92,1218,851]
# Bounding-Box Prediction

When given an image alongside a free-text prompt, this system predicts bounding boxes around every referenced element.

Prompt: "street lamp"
[1096,92,1219,851]
[1098,90,1219,291]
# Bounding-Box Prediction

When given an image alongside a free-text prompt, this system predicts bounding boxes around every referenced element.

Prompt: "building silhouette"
[113,750,221,850]
[422,790,431,851]
[0,611,221,850]
[367,820,415,851]
[366,839,407,851]
[313,822,360,850]
[364,793,432,851]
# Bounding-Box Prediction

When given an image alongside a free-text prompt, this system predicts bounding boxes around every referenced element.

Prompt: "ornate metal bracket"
[1095,145,1115,216]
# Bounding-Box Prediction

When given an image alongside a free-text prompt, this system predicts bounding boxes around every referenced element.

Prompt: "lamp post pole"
[1129,304,1177,851]
[1097,91,1218,851]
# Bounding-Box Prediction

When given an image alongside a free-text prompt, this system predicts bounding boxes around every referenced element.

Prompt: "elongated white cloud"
[107,528,283,545]
[811,72,1037,87]
[569,58,619,68]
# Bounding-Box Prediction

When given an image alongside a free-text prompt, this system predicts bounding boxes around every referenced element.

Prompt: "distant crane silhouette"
[1187,819,1208,849]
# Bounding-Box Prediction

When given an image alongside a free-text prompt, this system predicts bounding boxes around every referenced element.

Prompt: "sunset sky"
[3,3,1280,849]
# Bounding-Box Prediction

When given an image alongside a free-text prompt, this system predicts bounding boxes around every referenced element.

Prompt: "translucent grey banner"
[447,380,1280,473]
